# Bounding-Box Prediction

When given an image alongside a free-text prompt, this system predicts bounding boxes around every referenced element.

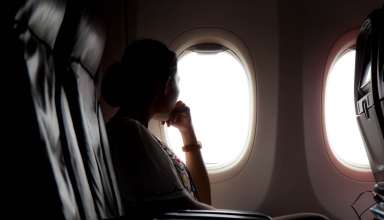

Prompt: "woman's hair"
[102,39,177,110]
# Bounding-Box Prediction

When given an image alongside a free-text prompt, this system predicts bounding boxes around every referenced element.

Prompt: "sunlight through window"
[164,49,252,170]
[324,49,370,170]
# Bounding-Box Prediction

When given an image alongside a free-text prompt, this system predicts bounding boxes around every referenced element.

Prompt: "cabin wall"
[98,0,138,120]
[99,0,383,219]
[99,0,126,74]
[257,0,325,216]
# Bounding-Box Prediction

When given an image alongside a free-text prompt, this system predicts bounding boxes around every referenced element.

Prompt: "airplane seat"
[355,7,384,182]
[53,0,124,218]
[6,0,125,219]
[5,0,95,219]
[354,6,384,219]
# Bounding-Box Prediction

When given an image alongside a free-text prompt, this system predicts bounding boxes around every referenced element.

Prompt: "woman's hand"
[163,101,198,146]
[165,101,193,133]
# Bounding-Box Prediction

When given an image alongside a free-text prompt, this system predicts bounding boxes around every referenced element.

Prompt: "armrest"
[155,209,272,220]
[105,209,271,220]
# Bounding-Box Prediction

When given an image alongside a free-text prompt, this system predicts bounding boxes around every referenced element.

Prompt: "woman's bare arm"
[166,101,212,205]
[181,128,212,204]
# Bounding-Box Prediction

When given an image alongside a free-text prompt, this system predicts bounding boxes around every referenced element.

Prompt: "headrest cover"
[355,7,384,99]
[71,13,105,77]
[15,0,66,49]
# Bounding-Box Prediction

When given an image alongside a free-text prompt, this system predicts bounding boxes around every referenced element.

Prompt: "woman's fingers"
[162,100,192,130]
[166,112,188,127]
[171,103,190,118]
[174,102,187,111]
[176,100,185,106]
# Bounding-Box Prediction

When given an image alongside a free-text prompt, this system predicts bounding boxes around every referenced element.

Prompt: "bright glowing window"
[324,49,370,170]
[164,47,252,170]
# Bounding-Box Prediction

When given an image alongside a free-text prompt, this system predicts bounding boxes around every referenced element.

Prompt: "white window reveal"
[324,49,370,170]
[164,44,253,171]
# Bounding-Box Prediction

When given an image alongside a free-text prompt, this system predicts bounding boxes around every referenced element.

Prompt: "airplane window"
[164,48,252,170]
[324,49,370,170]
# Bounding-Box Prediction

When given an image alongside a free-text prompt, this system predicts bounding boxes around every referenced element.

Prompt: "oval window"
[164,44,253,170]
[324,48,370,170]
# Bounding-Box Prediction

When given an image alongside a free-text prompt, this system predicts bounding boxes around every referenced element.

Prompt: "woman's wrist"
[182,135,198,146]
[180,128,198,146]
[182,142,202,152]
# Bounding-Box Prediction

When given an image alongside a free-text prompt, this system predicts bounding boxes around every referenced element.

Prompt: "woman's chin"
[152,112,170,122]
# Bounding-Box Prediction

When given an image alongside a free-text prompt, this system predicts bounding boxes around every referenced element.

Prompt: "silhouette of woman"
[102,39,212,216]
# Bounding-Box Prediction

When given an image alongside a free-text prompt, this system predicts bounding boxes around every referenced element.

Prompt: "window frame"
[164,47,252,170]
[322,29,374,182]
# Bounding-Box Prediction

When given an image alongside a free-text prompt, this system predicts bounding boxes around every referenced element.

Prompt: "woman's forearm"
[186,150,212,204]
[181,130,212,205]
[167,101,211,204]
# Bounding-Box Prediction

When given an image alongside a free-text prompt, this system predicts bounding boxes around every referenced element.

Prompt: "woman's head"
[102,39,179,119]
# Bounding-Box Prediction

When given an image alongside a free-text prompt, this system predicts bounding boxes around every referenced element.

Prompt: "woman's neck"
[116,107,151,127]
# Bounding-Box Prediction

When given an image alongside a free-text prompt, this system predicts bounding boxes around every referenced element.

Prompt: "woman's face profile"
[152,72,180,121]
[165,73,180,112]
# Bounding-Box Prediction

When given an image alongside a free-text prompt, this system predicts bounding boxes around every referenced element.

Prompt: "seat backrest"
[53,1,123,218]
[6,0,93,219]
[6,0,123,219]
[355,7,384,182]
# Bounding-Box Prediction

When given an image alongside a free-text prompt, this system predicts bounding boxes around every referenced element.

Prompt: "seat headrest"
[355,7,384,99]
[14,0,66,50]
[71,13,105,77]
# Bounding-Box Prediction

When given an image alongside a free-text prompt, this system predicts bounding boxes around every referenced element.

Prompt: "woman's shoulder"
[106,116,159,146]
[107,116,145,134]
[106,116,144,144]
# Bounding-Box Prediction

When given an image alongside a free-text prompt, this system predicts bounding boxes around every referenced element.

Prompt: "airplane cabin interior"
[4,0,384,219]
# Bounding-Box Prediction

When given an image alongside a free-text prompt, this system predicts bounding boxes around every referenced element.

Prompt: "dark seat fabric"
[54,2,124,218]
[354,7,384,219]
[5,0,122,219]
[355,7,384,182]
[5,0,85,219]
